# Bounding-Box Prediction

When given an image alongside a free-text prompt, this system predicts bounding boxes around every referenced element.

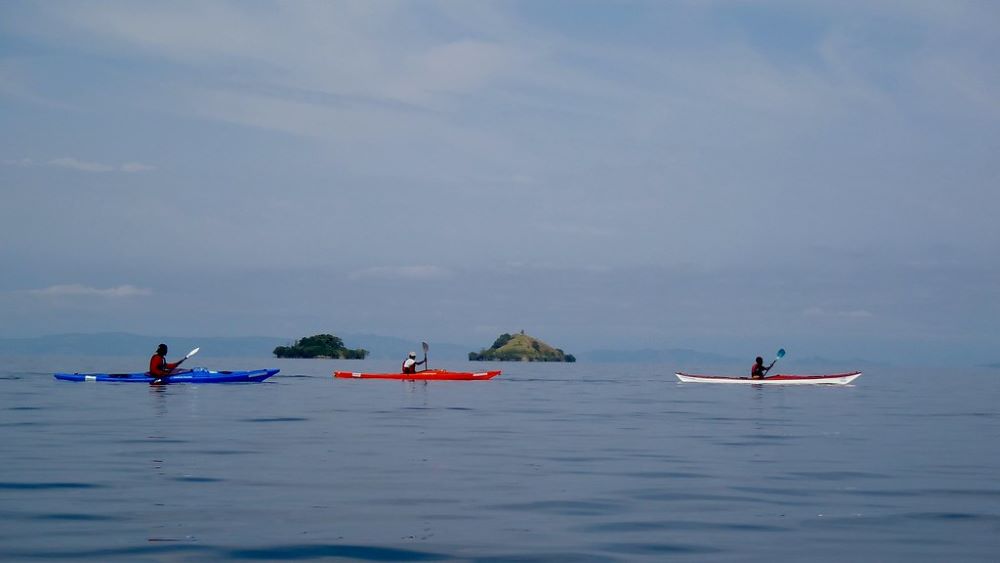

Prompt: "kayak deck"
[54,368,279,383]
[334,369,501,381]
[676,371,862,385]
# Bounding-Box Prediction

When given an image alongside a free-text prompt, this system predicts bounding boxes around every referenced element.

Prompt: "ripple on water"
[172,475,224,483]
[0,482,103,490]
[222,543,450,560]
[485,499,621,516]
[473,552,616,563]
[625,470,703,479]
[581,519,790,533]
[32,512,122,521]
[799,511,1000,533]
[784,470,890,481]
[596,540,723,555]
[1,543,210,560]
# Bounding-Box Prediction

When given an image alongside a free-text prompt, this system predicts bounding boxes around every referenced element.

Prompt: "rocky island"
[469,332,576,362]
[273,334,368,359]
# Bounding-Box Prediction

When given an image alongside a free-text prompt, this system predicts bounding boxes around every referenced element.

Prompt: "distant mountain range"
[0,332,472,360]
[0,332,889,367]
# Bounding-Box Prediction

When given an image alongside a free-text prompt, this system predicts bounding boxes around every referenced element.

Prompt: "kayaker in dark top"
[751,356,775,379]
[402,351,426,374]
[149,344,185,381]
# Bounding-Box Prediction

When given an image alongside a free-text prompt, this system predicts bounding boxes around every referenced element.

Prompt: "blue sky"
[1,1,998,364]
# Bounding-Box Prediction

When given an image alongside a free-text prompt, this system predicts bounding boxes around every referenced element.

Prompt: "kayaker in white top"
[402,351,426,374]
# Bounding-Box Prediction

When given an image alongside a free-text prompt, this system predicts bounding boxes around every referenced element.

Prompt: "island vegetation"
[273,334,368,359]
[469,332,576,362]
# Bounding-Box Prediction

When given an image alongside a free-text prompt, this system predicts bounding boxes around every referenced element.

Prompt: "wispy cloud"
[3,157,156,173]
[48,157,115,172]
[27,284,153,298]
[349,265,453,281]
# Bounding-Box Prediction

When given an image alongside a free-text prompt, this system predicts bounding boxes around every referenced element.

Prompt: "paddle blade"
[422,341,429,353]
[776,348,785,359]
[185,347,200,359]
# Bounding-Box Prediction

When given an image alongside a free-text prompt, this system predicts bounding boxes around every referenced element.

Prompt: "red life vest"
[149,354,178,377]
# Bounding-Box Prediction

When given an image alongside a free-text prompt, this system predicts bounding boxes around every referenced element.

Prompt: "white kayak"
[675,371,862,385]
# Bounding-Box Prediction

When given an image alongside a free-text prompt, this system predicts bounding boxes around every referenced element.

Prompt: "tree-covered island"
[273,334,368,359]
[469,332,576,362]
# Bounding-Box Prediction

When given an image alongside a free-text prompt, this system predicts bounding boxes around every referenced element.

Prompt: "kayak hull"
[675,371,861,385]
[54,368,279,383]
[334,369,501,381]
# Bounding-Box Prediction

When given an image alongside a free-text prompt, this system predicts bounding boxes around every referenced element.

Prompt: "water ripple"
[32,512,121,521]
[596,541,722,555]
[486,500,621,516]
[224,543,450,560]
[0,482,102,490]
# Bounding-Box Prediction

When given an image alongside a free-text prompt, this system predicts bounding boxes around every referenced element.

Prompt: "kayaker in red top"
[751,356,776,379]
[149,343,185,382]
[402,351,426,374]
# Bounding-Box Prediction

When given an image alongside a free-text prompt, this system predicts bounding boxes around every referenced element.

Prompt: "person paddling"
[402,351,426,374]
[149,343,188,383]
[751,356,776,379]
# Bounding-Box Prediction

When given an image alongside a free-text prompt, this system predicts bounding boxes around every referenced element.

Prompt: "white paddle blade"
[185,347,200,359]
[422,341,429,353]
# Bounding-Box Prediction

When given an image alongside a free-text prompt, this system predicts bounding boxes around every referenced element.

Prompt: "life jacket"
[402,358,416,374]
[149,354,177,377]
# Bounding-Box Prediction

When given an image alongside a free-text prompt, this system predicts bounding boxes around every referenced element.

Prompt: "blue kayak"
[54,368,279,383]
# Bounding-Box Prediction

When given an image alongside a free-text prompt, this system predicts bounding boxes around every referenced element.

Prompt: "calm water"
[1,357,998,561]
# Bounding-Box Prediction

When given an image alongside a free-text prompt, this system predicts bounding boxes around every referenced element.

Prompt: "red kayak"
[333,369,501,381]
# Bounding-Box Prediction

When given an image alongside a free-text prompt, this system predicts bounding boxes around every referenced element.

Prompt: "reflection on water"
[1,359,999,561]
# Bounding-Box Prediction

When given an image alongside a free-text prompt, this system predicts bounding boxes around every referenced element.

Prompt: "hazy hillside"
[0,332,472,360]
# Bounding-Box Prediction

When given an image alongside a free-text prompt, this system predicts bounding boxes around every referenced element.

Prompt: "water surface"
[2,357,998,561]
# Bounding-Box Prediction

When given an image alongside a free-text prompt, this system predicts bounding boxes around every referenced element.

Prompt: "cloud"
[803,307,874,318]
[3,157,157,173]
[27,284,153,298]
[48,157,115,172]
[349,265,453,281]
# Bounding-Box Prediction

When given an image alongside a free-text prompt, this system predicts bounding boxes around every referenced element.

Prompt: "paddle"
[422,341,429,370]
[178,347,200,366]
[767,348,785,374]
[166,347,199,375]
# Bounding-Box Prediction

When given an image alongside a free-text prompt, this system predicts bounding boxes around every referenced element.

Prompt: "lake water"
[2,357,999,561]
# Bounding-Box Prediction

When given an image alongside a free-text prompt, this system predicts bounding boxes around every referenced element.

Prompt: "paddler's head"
[408,351,416,359]
[755,356,763,365]
[157,343,168,356]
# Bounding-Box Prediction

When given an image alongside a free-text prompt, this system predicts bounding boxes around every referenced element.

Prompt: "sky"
[1,1,998,365]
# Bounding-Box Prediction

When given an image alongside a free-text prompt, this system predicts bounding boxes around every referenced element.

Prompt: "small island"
[273,334,369,359]
[469,332,576,362]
